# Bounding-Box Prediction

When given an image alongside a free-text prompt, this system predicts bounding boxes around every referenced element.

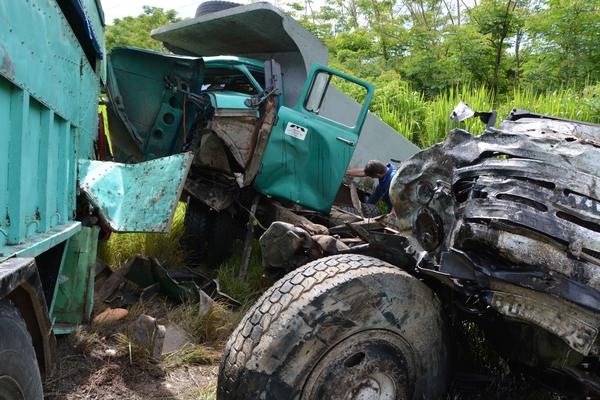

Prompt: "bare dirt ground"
[43,329,566,400]
[44,334,219,400]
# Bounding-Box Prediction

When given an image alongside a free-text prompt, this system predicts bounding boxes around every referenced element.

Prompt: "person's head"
[364,160,387,178]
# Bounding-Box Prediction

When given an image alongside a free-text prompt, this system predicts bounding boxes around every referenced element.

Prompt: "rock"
[92,308,129,325]
[161,324,193,356]
[132,314,166,359]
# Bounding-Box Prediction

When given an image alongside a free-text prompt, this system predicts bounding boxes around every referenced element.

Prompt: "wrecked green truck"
[219,111,600,399]
[4,1,600,399]
[0,0,416,397]
[105,1,419,266]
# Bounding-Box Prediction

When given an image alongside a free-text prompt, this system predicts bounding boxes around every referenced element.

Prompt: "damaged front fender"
[79,152,193,233]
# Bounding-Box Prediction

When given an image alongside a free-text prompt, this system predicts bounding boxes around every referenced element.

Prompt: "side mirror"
[264,59,282,95]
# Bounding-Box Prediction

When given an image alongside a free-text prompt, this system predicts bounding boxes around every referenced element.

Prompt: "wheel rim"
[0,376,25,400]
[302,330,414,400]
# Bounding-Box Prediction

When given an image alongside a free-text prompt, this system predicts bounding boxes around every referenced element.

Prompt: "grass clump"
[98,202,187,268]
[179,385,216,400]
[168,301,241,345]
[216,240,271,305]
[163,344,221,368]
[368,81,600,148]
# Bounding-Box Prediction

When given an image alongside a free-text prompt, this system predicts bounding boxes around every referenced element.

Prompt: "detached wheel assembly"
[302,330,411,399]
[218,254,449,400]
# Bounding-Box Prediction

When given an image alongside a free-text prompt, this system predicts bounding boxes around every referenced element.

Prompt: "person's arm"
[346,168,365,177]
[366,182,385,204]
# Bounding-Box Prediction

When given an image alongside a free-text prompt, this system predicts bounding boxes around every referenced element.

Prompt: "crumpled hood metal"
[390,118,600,356]
[78,152,193,233]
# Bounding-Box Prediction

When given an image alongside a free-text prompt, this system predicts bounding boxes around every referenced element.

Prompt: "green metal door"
[254,65,374,213]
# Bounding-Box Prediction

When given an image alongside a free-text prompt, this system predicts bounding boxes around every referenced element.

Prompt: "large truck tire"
[206,211,237,267]
[218,254,449,400]
[195,1,241,17]
[0,300,43,400]
[183,198,211,263]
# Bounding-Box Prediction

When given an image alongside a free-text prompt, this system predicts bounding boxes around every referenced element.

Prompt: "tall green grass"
[98,202,188,268]
[98,201,268,304]
[370,81,600,148]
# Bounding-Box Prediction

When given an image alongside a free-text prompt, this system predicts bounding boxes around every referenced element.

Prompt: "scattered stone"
[92,308,129,325]
[132,314,166,359]
[161,324,193,356]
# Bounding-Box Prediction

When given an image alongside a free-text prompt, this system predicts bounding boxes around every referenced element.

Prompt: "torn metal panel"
[389,117,600,361]
[211,116,260,168]
[79,152,193,232]
[485,281,600,356]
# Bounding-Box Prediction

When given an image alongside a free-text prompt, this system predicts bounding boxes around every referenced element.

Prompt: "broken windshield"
[201,67,262,95]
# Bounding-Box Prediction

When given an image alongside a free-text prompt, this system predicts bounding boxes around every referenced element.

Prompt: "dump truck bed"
[0,0,104,261]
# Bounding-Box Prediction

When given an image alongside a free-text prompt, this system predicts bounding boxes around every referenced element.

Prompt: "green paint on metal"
[254,64,374,213]
[124,255,200,302]
[0,222,81,263]
[204,56,265,71]
[78,153,193,233]
[50,226,99,334]
[211,91,259,112]
[0,0,103,260]
[106,47,262,161]
[107,46,204,160]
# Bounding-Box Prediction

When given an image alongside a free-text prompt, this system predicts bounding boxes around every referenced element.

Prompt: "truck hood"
[106,46,204,161]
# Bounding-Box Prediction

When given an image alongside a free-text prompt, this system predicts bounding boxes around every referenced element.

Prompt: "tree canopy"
[288,0,600,97]
[106,6,181,52]
[104,1,599,146]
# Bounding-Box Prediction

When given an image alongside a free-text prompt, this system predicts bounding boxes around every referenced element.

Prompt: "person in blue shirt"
[346,160,398,213]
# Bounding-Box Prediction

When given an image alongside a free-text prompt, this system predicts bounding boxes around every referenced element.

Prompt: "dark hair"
[364,160,387,178]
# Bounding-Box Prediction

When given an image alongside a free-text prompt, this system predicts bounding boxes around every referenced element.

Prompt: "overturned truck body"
[219,111,600,399]
[394,112,600,372]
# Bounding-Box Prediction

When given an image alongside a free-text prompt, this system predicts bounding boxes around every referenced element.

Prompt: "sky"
[99,0,285,24]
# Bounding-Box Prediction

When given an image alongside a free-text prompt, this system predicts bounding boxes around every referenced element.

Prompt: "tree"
[468,0,520,96]
[105,6,181,52]
[523,0,600,89]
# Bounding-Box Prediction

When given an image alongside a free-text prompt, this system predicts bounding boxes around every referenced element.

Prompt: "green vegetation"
[98,202,188,268]
[372,82,600,147]
[105,1,599,149]
[106,6,180,52]
[290,0,600,147]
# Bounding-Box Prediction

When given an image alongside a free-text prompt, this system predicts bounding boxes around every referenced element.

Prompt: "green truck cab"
[107,47,374,213]
[105,2,418,265]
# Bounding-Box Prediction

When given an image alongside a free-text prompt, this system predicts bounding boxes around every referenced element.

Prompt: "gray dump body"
[151,2,419,171]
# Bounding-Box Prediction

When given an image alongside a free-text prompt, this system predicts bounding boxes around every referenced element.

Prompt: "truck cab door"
[254,65,374,213]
